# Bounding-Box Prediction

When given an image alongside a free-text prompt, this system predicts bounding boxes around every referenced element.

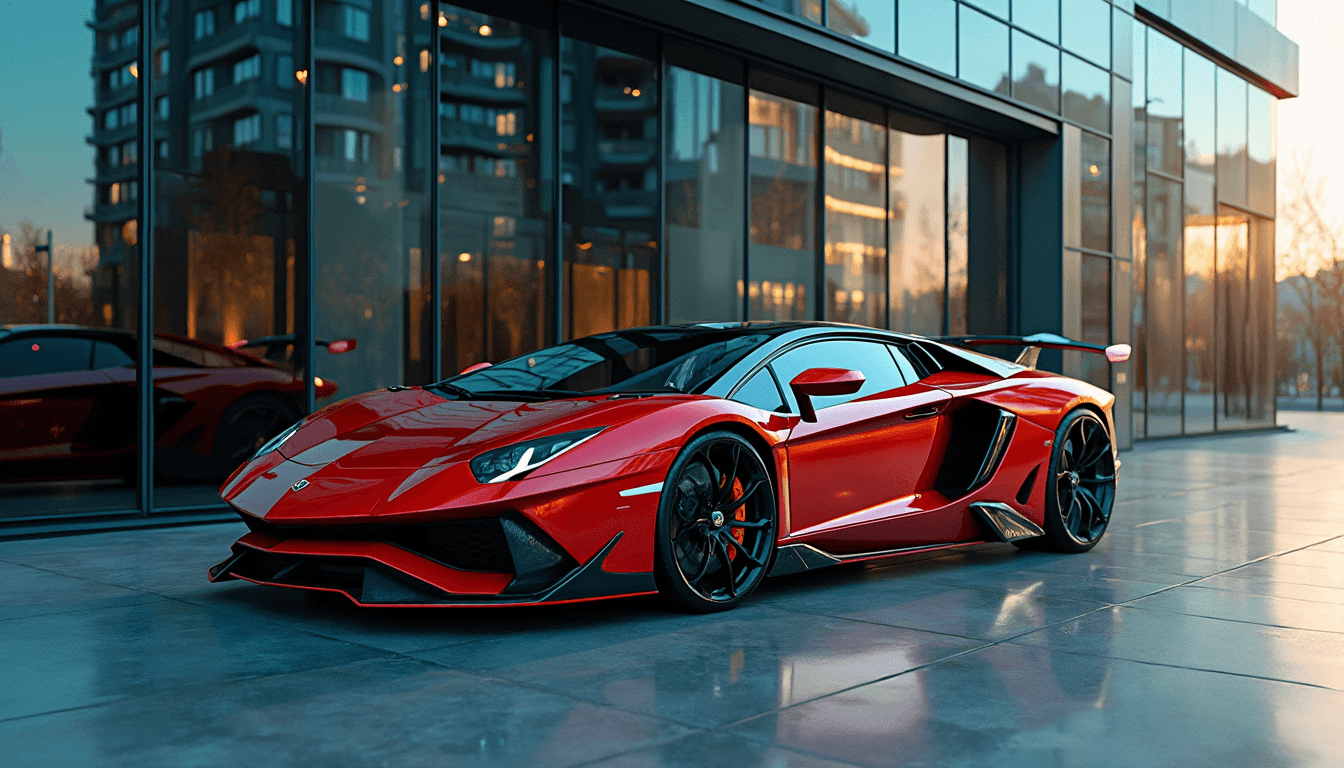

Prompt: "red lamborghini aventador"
[209,322,1129,613]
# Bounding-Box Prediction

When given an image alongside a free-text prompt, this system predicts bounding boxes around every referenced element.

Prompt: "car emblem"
[291,479,309,492]
[711,510,725,527]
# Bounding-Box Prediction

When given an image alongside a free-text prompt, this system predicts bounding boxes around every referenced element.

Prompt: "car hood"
[224,388,704,523]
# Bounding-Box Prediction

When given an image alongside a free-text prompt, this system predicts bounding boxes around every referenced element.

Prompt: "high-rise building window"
[155,49,170,76]
[233,54,261,84]
[276,113,293,149]
[277,0,293,27]
[341,68,370,102]
[194,9,216,40]
[234,0,260,24]
[194,68,215,99]
[233,113,262,146]
[343,5,370,41]
[192,128,214,157]
[156,140,169,160]
[155,96,169,121]
[277,55,293,88]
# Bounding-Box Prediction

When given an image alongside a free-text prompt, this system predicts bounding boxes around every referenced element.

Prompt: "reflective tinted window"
[959,8,1010,95]
[1061,0,1109,69]
[92,340,134,369]
[1081,133,1111,252]
[769,338,905,411]
[828,0,895,52]
[732,368,786,412]
[1217,68,1247,207]
[446,330,770,395]
[898,0,956,75]
[1012,0,1058,44]
[0,337,94,378]
[1062,53,1109,132]
[1012,30,1059,113]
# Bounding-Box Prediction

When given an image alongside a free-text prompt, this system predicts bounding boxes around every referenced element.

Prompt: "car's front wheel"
[654,431,777,613]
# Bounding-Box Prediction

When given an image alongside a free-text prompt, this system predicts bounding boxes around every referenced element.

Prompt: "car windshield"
[436,329,769,398]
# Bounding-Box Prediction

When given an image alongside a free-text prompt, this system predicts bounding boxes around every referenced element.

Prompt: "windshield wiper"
[426,382,474,399]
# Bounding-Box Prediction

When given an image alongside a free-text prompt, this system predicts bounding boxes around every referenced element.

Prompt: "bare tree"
[1278,151,1343,410]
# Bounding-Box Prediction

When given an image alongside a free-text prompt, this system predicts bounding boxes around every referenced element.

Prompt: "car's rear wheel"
[1023,408,1116,553]
[213,394,299,478]
[654,431,777,613]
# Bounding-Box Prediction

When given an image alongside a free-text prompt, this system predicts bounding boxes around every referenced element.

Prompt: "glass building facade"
[0,0,1296,526]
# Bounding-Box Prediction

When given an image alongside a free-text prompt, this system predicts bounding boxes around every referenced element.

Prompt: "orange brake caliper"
[727,477,745,560]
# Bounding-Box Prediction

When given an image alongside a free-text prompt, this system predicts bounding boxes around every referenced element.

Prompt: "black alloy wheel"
[213,394,299,478]
[1028,408,1116,553]
[654,431,777,612]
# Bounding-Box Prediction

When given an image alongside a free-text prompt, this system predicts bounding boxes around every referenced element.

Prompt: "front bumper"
[208,514,656,607]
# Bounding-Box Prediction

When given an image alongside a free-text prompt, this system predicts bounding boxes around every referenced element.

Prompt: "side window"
[92,341,135,369]
[0,337,94,378]
[731,368,786,413]
[901,342,943,379]
[887,344,920,383]
[769,339,906,412]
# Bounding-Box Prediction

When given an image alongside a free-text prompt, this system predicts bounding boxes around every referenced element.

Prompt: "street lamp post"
[34,229,54,324]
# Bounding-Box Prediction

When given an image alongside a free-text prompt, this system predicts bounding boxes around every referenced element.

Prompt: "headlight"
[470,428,605,484]
[251,420,302,462]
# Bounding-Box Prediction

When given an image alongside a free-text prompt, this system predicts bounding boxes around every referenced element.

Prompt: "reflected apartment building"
[0,0,1298,526]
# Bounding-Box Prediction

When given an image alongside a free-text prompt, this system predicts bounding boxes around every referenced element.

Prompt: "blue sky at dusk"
[0,0,99,250]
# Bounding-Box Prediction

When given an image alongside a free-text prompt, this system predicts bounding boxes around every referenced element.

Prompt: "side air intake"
[933,402,1017,499]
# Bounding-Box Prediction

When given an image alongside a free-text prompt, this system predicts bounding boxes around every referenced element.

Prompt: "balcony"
[315,155,380,179]
[88,122,137,146]
[314,92,388,131]
[440,67,527,104]
[594,86,655,113]
[439,120,517,155]
[85,200,137,223]
[597,138,656,166]
[441,25,526,52]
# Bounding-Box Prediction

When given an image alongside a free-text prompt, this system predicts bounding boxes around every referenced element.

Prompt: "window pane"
[759,0,823,23]
[0,2,141,516]
[771,339,905,411]
[828,0,895,52]
[1247,86,1275,217]
[1146,31,1182,177]
[825,108,886,327]
[1080,133,1110,252]
[1061,0,1109,68]
[889,128,946,335]
[1131,20,1146,437]
[1184,169,1215,433]
[441,7,552,374]
[959,7,1010,95]
[733,369,785,412]
[898,0,956,75]
[1012,0,1059,44]
[1111,7,1131,79]
[1079,254,1111,390]
[963,0,1008,20]
[315,1,434,401]
[562,39,658,339]
[665,65,746,324]
[749,88,817,321]
[947,136,969,335]
[1184,51,1215,173]
[1062,53,1109,132]
[1247,214,1274,427]
[1216,208,1248,428]
[1145,175,1182,437]
[1012,30,1059,112]
[1217,68,1247,207]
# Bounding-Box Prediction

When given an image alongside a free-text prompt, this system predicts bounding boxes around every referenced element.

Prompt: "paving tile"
[1009,605,1344,690]
[0,657,689,768]
[420,607,984,729]
[729,643,1344,768]
[588,730,861,768]
[1185,575,1344,606]
[0,561,165,622]
[0,600,384,721]
[1126,584,1344,634]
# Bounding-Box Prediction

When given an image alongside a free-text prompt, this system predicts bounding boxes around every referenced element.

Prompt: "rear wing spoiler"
[939,333,1131,370]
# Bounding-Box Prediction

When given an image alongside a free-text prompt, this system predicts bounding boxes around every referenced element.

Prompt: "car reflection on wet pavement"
[3,413,1344,767]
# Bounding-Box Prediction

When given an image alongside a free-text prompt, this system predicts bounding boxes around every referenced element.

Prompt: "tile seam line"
[1110,601,1344,636]
[994,641,1344,693]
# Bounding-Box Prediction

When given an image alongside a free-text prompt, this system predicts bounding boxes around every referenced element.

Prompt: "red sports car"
[209,323,1129,612]
[0,325,337,483]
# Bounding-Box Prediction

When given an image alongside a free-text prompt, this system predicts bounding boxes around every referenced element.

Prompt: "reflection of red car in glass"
[0,325,337,483]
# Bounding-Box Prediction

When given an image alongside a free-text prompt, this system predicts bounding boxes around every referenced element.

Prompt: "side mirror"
[460,361,492,375]
[789,368,865,423]
[1105,344,1131,363]
[326,338,357,354]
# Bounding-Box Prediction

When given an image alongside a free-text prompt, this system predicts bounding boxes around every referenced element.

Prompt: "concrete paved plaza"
[4,414,1344,767]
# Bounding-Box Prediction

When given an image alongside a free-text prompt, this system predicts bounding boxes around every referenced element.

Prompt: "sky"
[1276,0,1344,274]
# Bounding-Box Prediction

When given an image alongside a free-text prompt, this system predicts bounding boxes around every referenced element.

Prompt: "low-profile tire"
[212,393,299,478]
[654,430,777,613]
[1020,408,1116,553]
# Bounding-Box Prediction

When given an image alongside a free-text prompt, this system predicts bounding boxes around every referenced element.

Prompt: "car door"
[0,334,112,477]
[766,338,953,547]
